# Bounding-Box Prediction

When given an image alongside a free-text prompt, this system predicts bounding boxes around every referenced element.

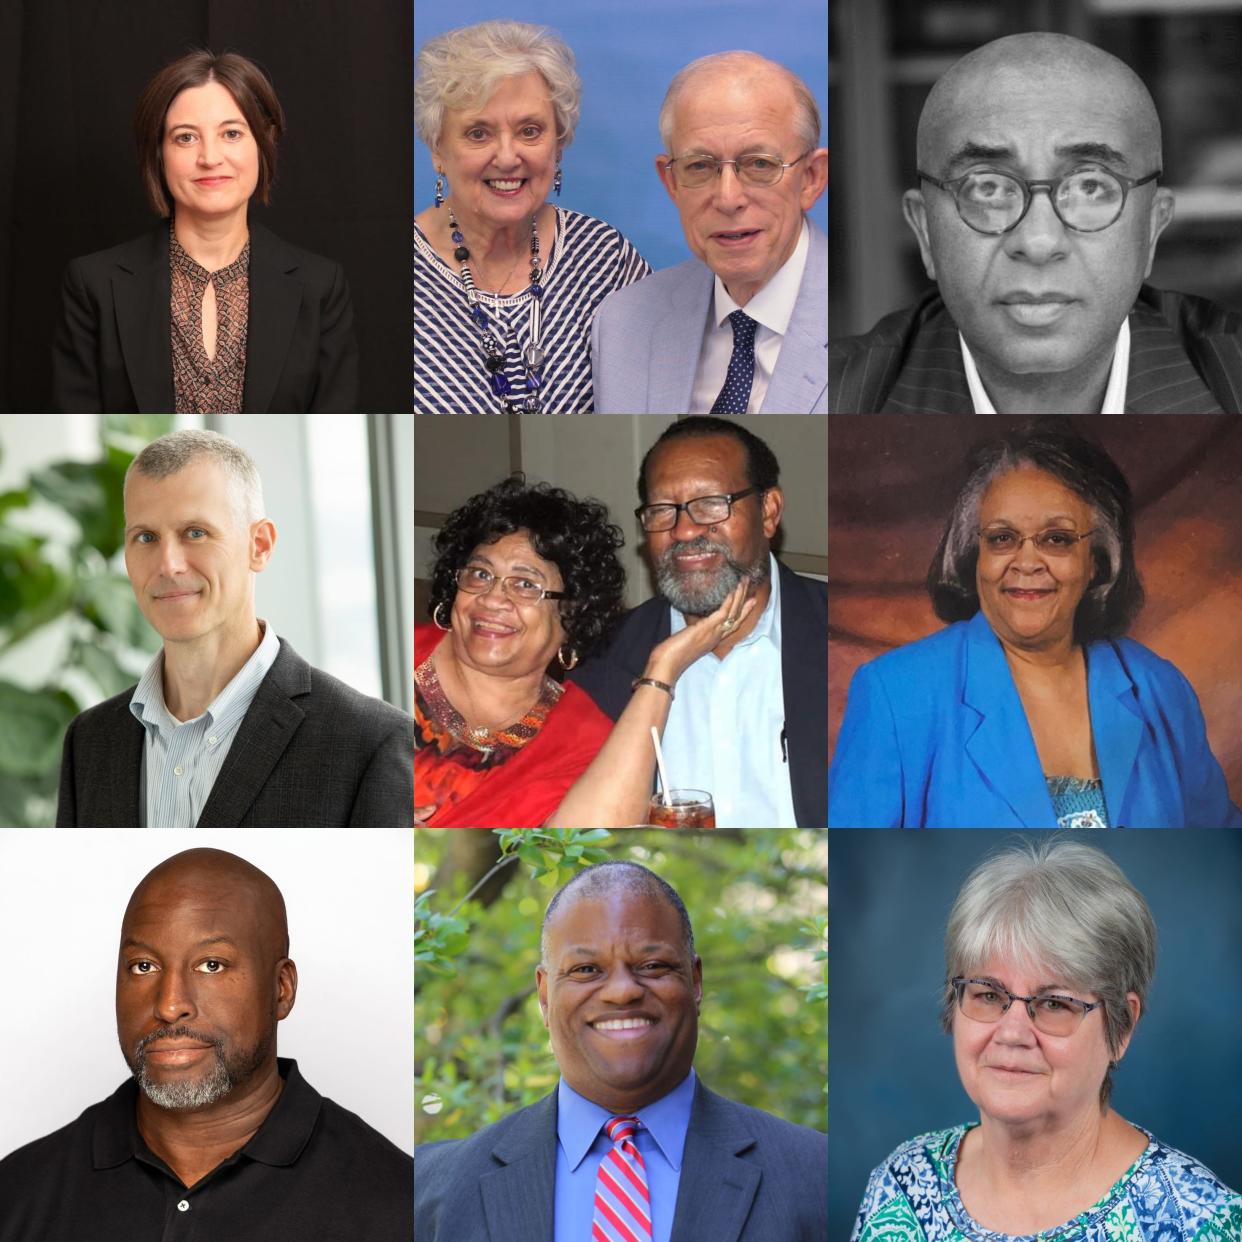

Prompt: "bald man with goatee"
[831,32,1242,415]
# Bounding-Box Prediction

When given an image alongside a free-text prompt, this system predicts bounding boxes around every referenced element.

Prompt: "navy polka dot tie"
[710,310,758,415]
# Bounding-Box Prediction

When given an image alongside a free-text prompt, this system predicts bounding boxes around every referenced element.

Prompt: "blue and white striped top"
[129,620,281,828]
[414,207,651,413]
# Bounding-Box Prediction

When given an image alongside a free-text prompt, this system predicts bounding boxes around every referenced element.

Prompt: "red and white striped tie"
[591,1115,653,1242]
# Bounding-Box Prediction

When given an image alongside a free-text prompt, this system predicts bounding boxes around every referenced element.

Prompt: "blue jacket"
[829,611,1242,828]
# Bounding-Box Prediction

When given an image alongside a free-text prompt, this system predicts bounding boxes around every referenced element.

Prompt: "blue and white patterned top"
[853,1124,1242,1241]
[414,207,650,413]
[1047,776,1111,830]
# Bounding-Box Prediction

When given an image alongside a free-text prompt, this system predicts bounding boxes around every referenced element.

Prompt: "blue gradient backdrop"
[829,831,1242,1237]
[414,0,828,272]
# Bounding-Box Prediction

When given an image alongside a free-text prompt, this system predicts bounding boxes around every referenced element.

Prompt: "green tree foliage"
[415,828,827,1145]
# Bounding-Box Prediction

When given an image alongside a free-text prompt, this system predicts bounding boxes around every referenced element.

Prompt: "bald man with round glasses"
[831,32,1242,415]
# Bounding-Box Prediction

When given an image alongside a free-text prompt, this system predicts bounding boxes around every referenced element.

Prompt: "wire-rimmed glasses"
[635,486,763,532]
[918,166,1161,235]
[454,566,568,604]
[952,976,1103,1037]
[977,526,1096,557]
[665,150,812,189]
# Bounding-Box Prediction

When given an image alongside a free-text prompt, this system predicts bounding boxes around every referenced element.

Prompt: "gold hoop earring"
[433,602,451,631]
[558,644,578,671]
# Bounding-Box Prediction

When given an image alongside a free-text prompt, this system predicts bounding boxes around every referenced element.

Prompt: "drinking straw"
[650,726,673,807]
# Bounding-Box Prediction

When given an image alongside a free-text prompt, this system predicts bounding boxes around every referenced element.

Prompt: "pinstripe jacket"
[829,286,1242,414]
[55,640,413,828]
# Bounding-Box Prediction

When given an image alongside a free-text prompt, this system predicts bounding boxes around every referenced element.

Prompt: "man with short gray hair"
[591,51,828,414]
[56,429,413,827]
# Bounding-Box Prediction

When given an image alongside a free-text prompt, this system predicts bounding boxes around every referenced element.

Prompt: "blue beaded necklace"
[443,202,546,412]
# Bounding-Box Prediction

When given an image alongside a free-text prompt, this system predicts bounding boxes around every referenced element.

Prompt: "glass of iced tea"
[647,790,715,828]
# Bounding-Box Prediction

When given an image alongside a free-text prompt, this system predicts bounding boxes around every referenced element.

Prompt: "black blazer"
[570,561,828,828]
[56,639,413,827]
[52,222,359,412]
[830,285,1242,414]
[415,1078,828,1242]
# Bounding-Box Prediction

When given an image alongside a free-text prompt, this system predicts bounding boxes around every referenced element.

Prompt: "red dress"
[414,625,613,828]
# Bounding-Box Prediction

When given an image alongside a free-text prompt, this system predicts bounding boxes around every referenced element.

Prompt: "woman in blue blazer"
[829,422,1242,829]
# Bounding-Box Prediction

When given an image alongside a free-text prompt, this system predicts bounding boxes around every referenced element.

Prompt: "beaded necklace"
[445,202,546,412]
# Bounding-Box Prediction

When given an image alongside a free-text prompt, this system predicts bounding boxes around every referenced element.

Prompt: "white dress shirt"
[960,318,1130,414]
[690,221,810,414]
[130,620,281,828]
[658,555,797,827]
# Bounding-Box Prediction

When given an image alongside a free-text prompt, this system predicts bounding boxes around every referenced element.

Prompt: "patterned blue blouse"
[1047,777,1111,829]
[852,1124,1242,1241]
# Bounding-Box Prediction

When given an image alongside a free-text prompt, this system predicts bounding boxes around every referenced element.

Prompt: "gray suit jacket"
[590,222,827,414]
[414,1079,828,1242]
[56,639,413,827]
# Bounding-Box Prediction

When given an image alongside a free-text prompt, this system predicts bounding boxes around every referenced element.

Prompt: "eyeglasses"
[635,486,763,532]
[952,977,1103,1037]
[977,526,1096,557]
[454,566,568,604]
[665,151,811,189]
[917,166,1161,235]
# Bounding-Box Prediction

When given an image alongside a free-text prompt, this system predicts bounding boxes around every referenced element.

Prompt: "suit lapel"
[243,224,303,413]
[1086,641,1143,826]
[671,1083,760,1242]
[646,264,713,413]
[195,641,308,827]
[1125,302,1225,413]
[480,1094,557,1242]
[880,304,974,413]
[119,701,145,826]
[112,229,173,412]
[962,613,1055,826]
[762,224,828,413]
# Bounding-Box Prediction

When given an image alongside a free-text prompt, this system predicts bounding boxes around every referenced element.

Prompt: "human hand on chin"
[644,580,756,686]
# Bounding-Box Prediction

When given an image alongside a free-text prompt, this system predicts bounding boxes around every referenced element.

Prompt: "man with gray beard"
[571,416,827,827]
[0,848,412,1241]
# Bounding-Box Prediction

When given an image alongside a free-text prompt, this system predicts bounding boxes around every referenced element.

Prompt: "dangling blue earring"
[434,171,445,209]
[553,165,562,198]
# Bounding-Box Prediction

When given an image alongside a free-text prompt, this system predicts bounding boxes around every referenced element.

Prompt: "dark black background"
[0,0,411,412]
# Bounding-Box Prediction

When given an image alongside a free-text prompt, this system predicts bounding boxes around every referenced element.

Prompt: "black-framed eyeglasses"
[917,165,1161,235]
[665,150,811,189]
[635,486,763,532]
[977,526,1097,557]
[454,566,568,604]
[952,976,1103,1037]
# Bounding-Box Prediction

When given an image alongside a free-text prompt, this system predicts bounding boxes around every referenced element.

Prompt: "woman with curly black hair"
[415,475,751,827]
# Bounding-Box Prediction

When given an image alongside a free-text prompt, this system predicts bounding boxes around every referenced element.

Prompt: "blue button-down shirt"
[554,1070,696,1242]
[129,621,280,828]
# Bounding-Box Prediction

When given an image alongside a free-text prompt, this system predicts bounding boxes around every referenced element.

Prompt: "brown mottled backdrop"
[828,416,1242,805]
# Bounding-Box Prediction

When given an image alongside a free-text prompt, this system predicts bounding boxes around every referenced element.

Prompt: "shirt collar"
[711,219,809,336]
[130,619,280,733]
[92,1058,321,1172]
[959,318,1130,414]
[557,1068,697,1174]
[670,553,782,652]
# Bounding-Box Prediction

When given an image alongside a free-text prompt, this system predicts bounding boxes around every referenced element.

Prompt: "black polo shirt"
[0,1058,412,1241]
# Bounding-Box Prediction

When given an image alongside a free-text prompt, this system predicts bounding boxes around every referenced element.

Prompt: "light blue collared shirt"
[554,1069,695,1242]
[660,555,796,827]
[129,620,281,828]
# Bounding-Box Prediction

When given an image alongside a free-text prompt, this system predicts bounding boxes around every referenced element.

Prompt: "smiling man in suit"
[592,52,828,414]
[415,861,828,1242]
[831,33,1242,415]
[55,429,412,828]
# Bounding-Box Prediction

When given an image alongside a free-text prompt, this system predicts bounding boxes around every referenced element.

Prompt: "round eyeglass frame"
[665,150,812,189]
[917,166,1161,235]
[951,976,1104,1035]
[454,566,568,604]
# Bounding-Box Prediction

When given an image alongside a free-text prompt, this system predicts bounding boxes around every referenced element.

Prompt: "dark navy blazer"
[829,610,1242,828]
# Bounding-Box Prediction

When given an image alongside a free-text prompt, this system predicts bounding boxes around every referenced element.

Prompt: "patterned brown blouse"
[170,228,250,414]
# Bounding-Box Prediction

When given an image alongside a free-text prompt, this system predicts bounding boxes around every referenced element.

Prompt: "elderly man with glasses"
[831,32,1242,415]
[569,417,828,829]
[590,52,828,414]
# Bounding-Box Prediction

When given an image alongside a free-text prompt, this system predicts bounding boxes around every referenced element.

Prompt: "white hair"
[658,51,822,154]
[125,429,264,526]
[415,20,582,152]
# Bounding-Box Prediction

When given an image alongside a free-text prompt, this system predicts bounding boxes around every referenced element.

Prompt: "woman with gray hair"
[829,420,1241,827]
[414,20,650,412]
[852,839,1241,1240]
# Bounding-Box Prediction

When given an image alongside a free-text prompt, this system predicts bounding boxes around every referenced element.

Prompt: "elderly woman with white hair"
[414,20,651,413]
[853,839,1241,1240]
[829,420,1242,828]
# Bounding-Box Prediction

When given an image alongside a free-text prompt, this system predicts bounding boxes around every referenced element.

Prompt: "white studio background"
[0,829,413,1157]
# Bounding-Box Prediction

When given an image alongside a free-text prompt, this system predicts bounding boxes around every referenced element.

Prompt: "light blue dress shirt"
[660,554,796,827]
[129,620,281,828]
[554,1069,696,1242]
